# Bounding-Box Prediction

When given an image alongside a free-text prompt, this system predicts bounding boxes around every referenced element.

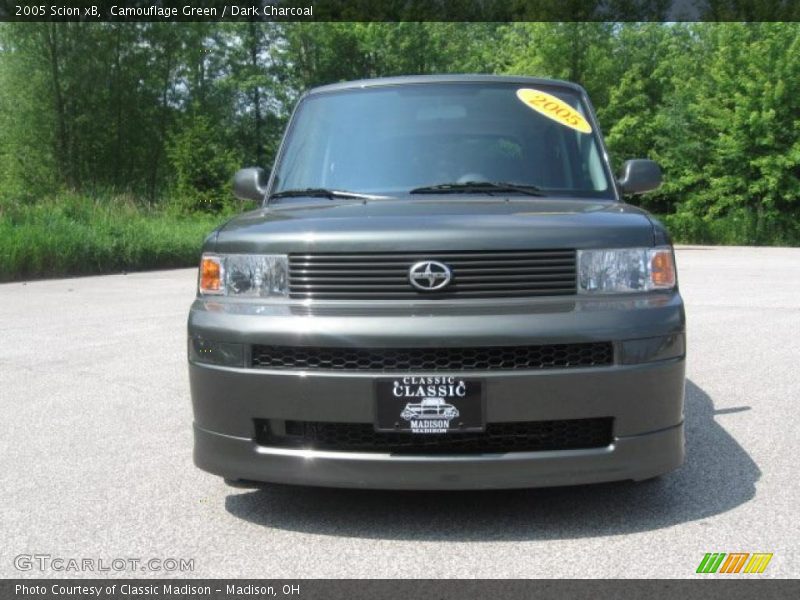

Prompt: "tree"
[675,24,800,238]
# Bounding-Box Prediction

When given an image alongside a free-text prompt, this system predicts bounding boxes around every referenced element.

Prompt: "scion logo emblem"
[408,261,452,291]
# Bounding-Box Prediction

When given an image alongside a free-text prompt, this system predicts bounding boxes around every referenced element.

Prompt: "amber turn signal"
[649,249,676,289]
[199,255,223,294]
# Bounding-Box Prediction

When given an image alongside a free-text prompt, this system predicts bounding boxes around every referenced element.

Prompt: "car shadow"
[224,379,759,541]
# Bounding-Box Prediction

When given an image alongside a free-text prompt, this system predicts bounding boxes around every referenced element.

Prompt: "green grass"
[660,210,800,246]
[0,193,230,282]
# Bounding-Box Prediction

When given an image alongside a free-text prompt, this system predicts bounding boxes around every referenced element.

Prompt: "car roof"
[306,74,587,96]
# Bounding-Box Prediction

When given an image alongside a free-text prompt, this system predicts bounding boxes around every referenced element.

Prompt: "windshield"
[272,82,613,198]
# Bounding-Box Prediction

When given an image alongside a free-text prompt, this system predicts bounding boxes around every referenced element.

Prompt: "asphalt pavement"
[1,246,798,578]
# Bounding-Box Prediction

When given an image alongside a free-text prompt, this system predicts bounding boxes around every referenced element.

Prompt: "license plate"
[374,376,484,433]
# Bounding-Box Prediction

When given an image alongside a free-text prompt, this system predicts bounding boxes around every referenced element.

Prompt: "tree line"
[1,22,799,242]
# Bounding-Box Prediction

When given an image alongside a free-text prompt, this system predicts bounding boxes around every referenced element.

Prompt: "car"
[401,398,460,421]
[188,74,686,490]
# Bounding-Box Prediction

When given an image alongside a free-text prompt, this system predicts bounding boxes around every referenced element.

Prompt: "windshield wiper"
[269,188,391,202]
[409,181,545,197]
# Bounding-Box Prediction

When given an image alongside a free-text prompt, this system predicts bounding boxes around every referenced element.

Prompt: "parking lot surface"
[1,246,798,578]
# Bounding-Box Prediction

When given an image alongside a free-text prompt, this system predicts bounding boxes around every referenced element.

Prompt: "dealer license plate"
[374,376,484,434]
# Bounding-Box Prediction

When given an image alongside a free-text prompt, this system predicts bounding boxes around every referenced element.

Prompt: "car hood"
[212,197,656,253]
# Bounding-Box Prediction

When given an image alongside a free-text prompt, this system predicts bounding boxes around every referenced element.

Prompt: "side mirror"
[233,167,269,202]
[617,159,662,195]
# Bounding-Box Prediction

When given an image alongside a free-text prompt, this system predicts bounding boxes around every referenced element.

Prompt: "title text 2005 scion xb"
[188,75,686,490]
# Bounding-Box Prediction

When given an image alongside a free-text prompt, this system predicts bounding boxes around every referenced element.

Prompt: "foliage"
[661,210,800,247]
[166,112,242,214]
[494,21,800,232]
[0,193,230,281]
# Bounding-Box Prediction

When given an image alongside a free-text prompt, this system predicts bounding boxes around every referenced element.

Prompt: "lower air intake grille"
[256,418,614,454]
[250,342,614,371]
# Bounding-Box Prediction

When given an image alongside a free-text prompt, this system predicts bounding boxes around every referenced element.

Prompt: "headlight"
[578,247,676,294]
[198,253,288,297]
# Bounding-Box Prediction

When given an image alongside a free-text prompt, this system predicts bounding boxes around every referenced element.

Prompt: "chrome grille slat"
[293,265,574,275]
[291,276,406,283]
[443,273,576,282]
[290,281,575,290]
[290,259,575,268]
[288,249,577,300]
[287,290,577,299]
[290,251,574,260]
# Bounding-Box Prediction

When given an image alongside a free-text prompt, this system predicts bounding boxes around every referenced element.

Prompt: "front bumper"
[194,422,683,490]
[188,292,686,489]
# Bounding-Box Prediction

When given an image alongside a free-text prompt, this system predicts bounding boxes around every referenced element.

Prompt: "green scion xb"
[188,75,686,490]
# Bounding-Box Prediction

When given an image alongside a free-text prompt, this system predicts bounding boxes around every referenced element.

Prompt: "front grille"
[288,250,576,300]
[255,418,614,454]
[250,342,614,371]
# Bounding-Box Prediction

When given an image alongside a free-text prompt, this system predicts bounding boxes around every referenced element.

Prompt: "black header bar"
[1,0,800,22]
